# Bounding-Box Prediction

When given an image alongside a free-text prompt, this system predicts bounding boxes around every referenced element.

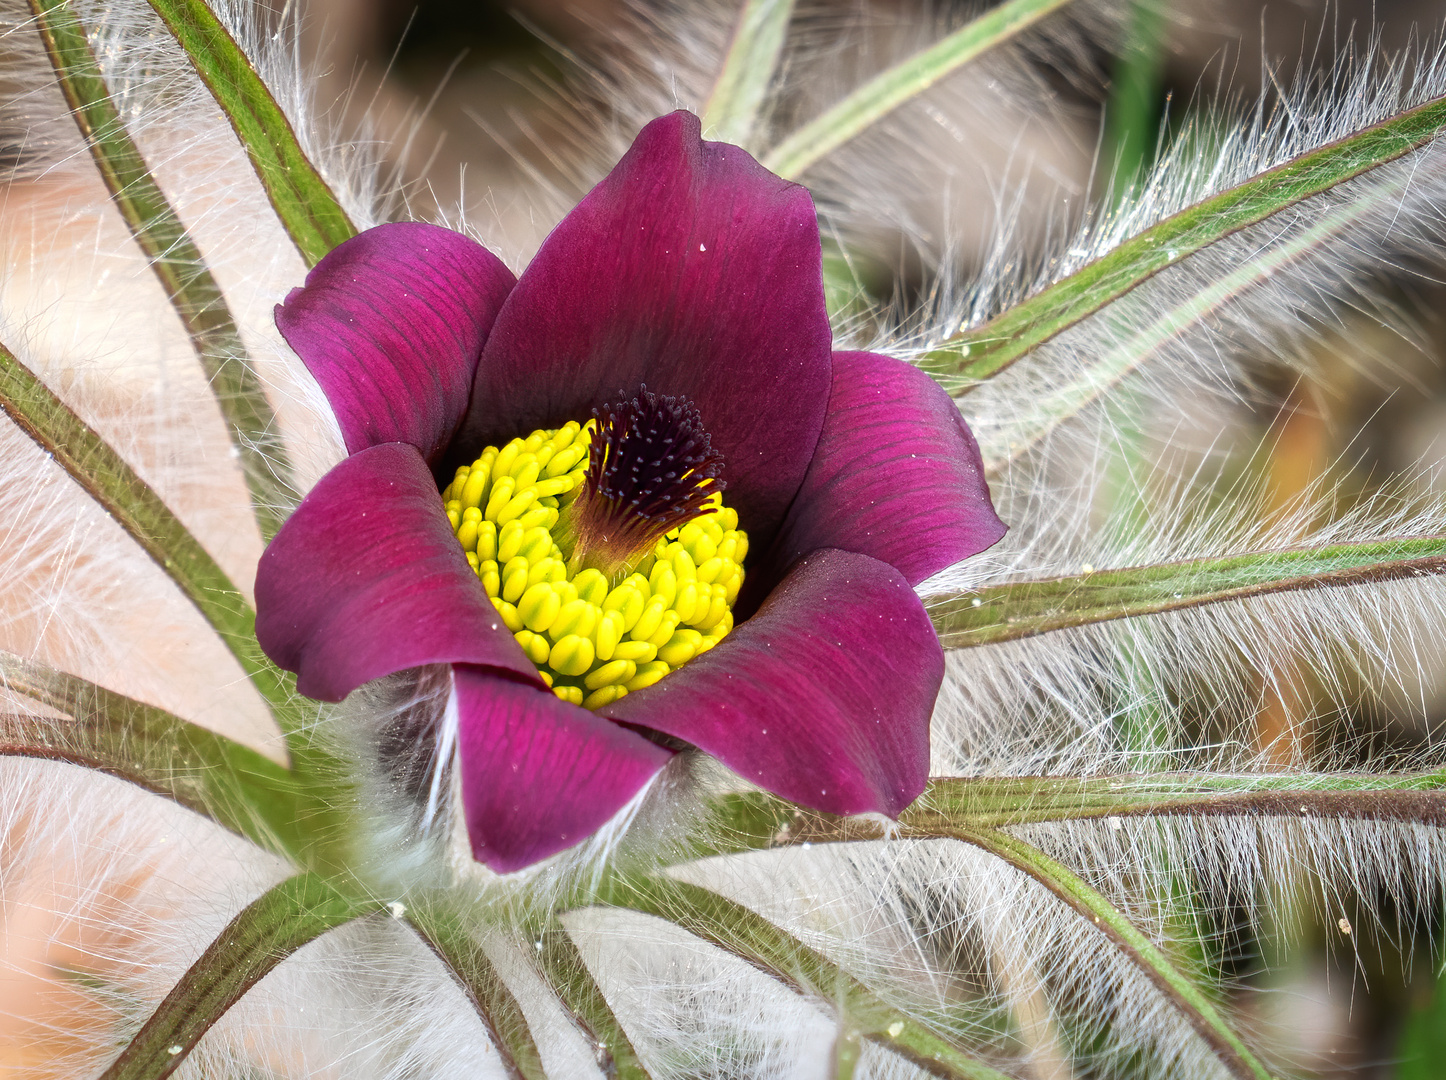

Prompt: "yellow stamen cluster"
[442,421,749,710]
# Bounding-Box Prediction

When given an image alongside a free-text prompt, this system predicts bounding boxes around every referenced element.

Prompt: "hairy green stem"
[761,0,1072,179]
[921,93,1446,388]
[99,873,378,1080]
[30,0,294,540]
[0,651,306,859]
[702,0,796,148]
[143,0,357,266]
[929,535,1446,647]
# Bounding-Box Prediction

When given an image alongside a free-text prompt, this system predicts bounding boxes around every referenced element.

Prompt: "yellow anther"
[527,558,561,589]
[631,596,667,643]
[495,488,536,527]
[594,609,626,661]
[479,560,500,598]
[476,521,498,562]
[724,570,743,605]
[585,658,636,691]
[602,584,645,632]
[519,527,554,563]
[550,634,594,677]
[534,475,577,499]
[514,629,552,666]
[626,660,670,691]
[649,563,677,608]
[519,583,562,633]
[647,610,681,649]
[490,596,523,632]
[695,584,728,631]
[658,629,703,666]
[582,684,628,710]
[512,456,541,489]
[670,544,696,583]
[550,599,598,642]
[446,420,748,710]
[674,581,700,624]
[551,421,580,450]
[485,476,515,520]
[680,523,717,564]
[516,505,553,531]
[695,556,724,584]
[460,467,489,510]
[492,440,521,482]
[612,639,657,664]
[501,558,529,603]
[544,442,586,477]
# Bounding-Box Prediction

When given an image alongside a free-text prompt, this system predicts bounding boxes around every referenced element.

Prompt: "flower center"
[441,397,748,711]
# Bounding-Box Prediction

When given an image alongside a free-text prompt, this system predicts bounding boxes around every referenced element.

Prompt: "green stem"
[1099,0,1169,204]
[603,876,1018,1080]
[702,0,796,148]
[760,0,1073,179]
[537,923,651,1078]
[0,340,291,721]
[954,827,1271,1080]
[921,92,1446,388]
[143,0,357,267]
[99,873,379,1080]
[705,770,1446,851]
[928,535,1446,648]
[0,650,307,859]
[30,0,294,541]
[406,896,547,1080]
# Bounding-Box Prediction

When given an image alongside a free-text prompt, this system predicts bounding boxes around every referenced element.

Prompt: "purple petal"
[255,442,537,701]
[462,111,832,544]
[752,351,1006,599]
[454,666,674,872]
[276,222,516,463]
[601,548,939,817]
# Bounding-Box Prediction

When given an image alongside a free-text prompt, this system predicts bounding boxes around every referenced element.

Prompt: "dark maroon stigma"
[565,387,726,575]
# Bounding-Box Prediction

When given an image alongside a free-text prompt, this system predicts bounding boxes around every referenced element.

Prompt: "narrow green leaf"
[0,650,307,859]
[975,175,1407,467]
[406,896,547,1080]
[908,772,1446,829]
[143,0,356,266]
[954,828,1271,1080]
[702,769,1446,857]
[921,93,1446,388]
[760,0,1072,179]
[928,535,1446,648]
[1098,0,1169,203]
[702,0,795,148]
[30,0,293,541]
[0,340,293,715]
[604,876,1019,1080]
[99,873,377,1080]
[537,924,651,1079]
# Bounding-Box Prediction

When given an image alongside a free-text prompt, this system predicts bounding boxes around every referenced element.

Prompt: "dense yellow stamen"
[442,422,748,710]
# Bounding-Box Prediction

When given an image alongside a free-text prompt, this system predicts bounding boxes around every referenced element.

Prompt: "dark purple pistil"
[564,387,726,577]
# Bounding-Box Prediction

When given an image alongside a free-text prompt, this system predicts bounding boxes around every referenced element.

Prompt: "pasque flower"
[254,111,1005,872]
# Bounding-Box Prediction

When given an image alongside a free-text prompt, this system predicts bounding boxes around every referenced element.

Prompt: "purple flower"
[254,112,1005,872]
